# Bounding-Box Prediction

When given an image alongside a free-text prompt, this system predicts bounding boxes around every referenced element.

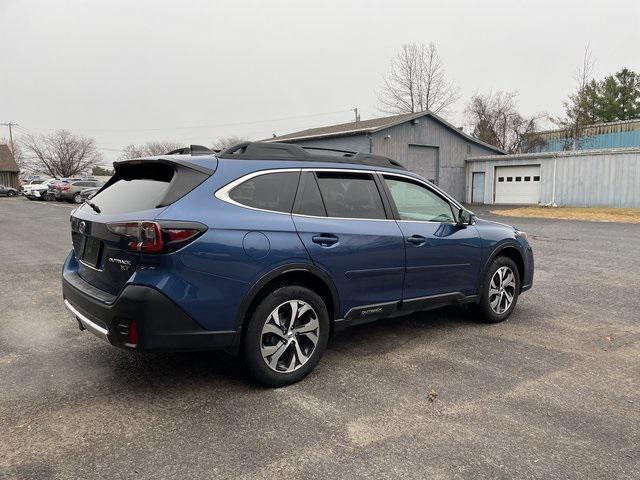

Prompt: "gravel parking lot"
[1,197,638,479]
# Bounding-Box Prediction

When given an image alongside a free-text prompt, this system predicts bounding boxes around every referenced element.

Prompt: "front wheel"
[7,190,16,197]
[474,256,520,323]
[73,193,82,204]
[242,285,330,387]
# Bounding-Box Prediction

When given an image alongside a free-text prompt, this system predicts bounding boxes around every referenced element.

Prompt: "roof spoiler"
[165,145,213,156]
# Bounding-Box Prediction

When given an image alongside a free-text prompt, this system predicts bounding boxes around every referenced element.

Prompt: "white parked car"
[26,179,57,201]
[21,179,48,196]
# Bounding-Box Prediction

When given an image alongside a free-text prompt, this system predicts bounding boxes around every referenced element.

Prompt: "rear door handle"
[406,235,427,245]
[312,234,339,246]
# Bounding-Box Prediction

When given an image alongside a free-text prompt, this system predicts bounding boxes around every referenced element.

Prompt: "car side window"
[315,172,386,220]
[293,172,326,217]
[229,171,300,213]
[383,176,455,223]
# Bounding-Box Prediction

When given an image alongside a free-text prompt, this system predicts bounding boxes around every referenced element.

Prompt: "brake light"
[107,221,204,254]
[62,184,70,191]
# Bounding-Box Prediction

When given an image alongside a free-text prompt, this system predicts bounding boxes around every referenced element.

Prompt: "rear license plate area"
[81,237,102,268]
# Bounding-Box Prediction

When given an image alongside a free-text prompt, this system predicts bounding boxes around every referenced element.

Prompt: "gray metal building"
[466,147,640,207]
[268,112,503,201]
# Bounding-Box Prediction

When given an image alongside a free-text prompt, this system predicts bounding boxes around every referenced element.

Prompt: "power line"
[17,109,352,133]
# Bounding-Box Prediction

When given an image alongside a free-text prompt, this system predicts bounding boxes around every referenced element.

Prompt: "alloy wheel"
[260,300,320,373]
[489,266,516,314]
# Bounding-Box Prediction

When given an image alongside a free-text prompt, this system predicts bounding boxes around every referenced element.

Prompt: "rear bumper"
[62,268,237,352]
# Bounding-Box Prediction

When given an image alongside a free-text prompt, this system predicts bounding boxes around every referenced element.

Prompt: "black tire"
[7,190,16,197]
[73,193,82,204]
[242,285,330,387]
[474,256,520,323]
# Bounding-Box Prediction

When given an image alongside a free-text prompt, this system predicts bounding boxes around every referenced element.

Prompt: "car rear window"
[88,163,175,214]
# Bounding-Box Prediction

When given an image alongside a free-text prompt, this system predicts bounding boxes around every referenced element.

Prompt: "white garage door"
[495,165,541,204]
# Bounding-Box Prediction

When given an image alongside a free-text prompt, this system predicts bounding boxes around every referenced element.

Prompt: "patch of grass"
[490,206,640,224]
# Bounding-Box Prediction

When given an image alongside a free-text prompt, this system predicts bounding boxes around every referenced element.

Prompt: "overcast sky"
[1,0,638,165]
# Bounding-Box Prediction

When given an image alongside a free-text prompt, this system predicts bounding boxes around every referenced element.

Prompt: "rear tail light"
[107,221,205,254]
[62,184,70,191]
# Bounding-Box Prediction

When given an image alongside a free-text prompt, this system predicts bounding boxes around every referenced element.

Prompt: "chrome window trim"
[214,168,301,216]
[214,166,466,223]
[291,213,395,222]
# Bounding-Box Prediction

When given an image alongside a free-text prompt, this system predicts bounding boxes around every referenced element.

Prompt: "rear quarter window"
[228,171,300,213]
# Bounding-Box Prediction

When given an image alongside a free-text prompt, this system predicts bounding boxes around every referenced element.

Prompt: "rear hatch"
[70,157,215,295]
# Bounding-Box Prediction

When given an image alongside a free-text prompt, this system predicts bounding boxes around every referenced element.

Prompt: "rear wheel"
[73,193,82,204]
[475,256,520,323]
[7,190,16,197]
[242,285,329,387]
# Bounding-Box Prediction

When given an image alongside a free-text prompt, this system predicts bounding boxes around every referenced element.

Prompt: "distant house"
[268,111,503,201]
[530,118,640,152]
[0,144,20,189]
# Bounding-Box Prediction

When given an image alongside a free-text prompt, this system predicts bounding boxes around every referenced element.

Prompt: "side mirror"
[457,208,475,226]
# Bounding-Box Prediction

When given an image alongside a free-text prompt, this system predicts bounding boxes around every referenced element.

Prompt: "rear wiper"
[85,200,101,214]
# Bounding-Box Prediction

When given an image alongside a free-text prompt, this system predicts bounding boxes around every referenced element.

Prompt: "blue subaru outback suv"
[62,142,533,386]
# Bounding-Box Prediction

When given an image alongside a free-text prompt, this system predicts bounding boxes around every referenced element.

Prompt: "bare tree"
[465,91,547,154]
[119,141,184,160]
[378,42,460,116]
[211,135,248,152]
[21,130,102,178]
[556,45,596,150]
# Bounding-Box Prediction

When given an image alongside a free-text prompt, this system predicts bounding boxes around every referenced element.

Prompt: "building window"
[533,176,540,181]
[515,176,522,182]
[507,177,513,182]
[524,176,531,181]
[498,177,504,182]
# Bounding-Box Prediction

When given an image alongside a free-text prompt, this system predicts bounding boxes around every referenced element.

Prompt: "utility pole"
[353,108,360,123]
[1,121,18,155]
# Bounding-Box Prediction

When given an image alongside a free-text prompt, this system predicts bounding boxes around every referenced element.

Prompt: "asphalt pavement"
[1,197,638,479]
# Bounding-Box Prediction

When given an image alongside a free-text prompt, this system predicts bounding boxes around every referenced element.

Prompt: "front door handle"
[312,234,339,247]
[406,235,427,246]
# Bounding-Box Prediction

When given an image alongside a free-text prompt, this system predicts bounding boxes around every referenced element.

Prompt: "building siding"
[279,116,500,202]
[285,135,371,154]
[466,148,640,207]
[532,118,640,153]
[370,117,498,200]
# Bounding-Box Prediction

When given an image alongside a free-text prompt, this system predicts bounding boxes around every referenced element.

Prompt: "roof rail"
[219,141,406,170]
[165,145,213,156]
